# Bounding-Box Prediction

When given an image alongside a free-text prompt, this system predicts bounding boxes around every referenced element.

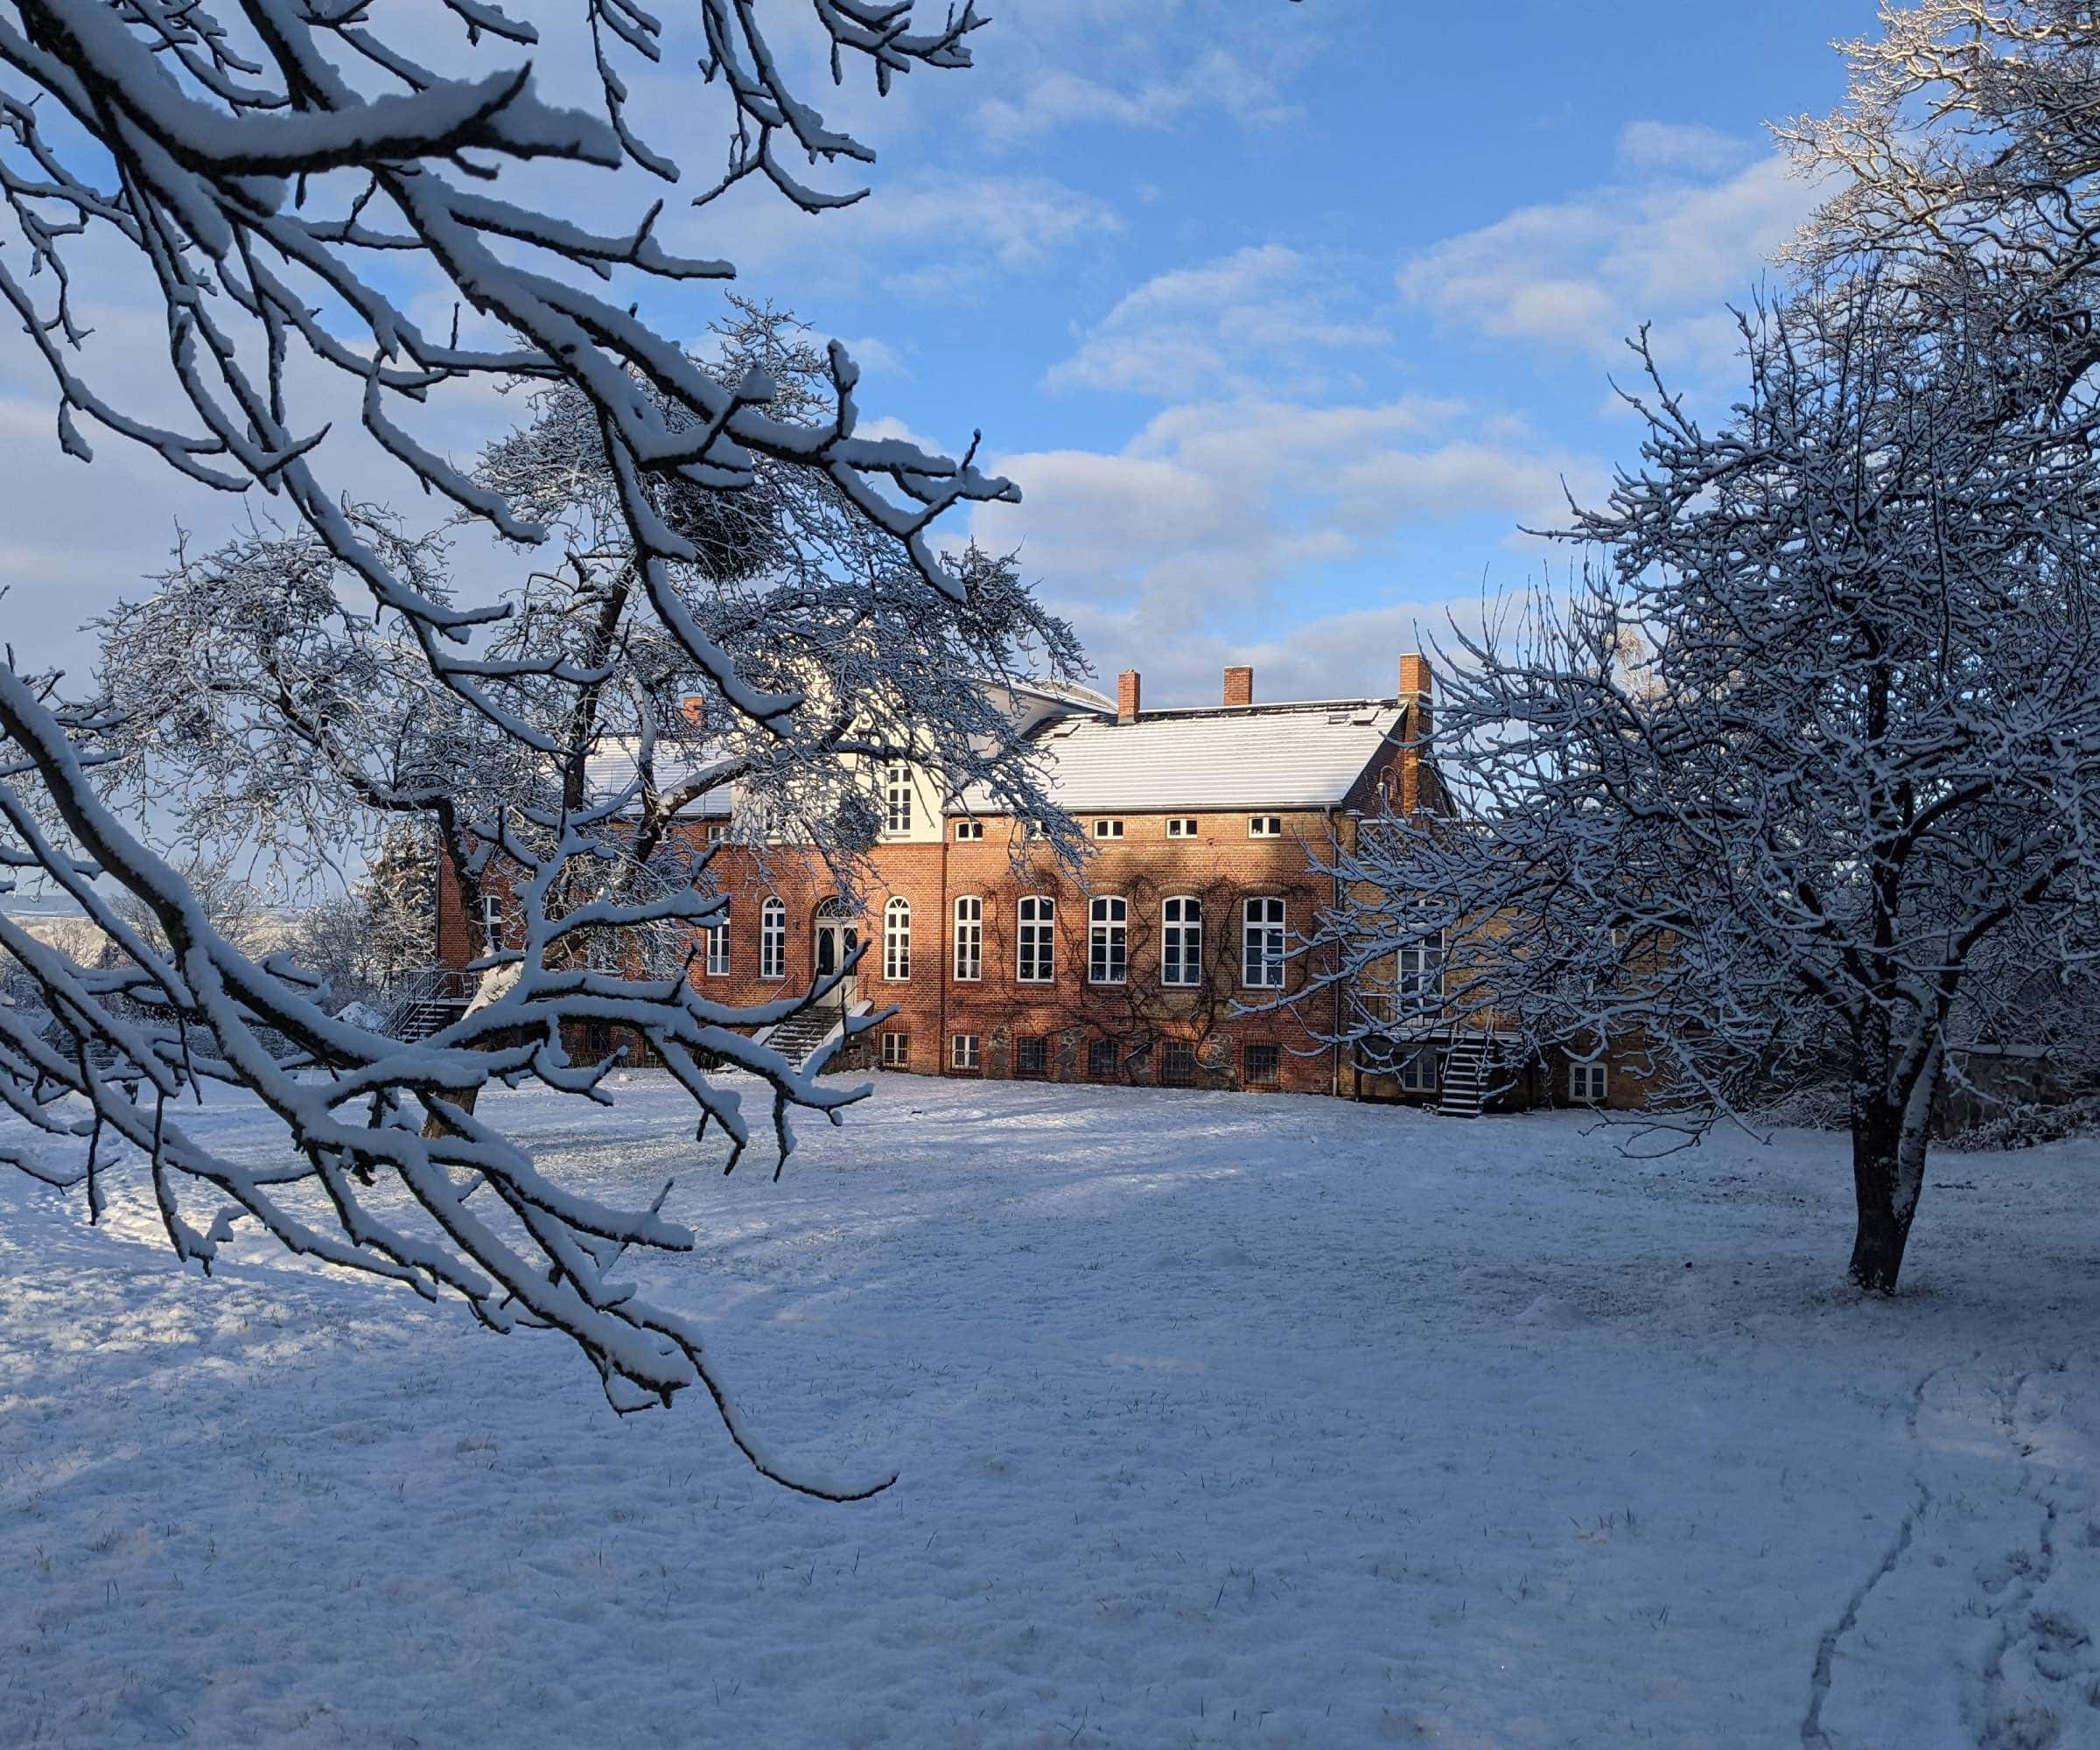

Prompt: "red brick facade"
[430,659,1648,1109]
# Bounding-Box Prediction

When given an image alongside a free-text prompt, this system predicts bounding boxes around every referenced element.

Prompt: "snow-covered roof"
[580,744,732,816]
[962,699,1406,814]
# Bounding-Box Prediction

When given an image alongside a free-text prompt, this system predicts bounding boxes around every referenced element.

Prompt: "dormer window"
[1166,818,1199,838]
[1249,816,1283,837]
[1093,818,1124,840]
[953,819,984,842]
[883,763,914,836]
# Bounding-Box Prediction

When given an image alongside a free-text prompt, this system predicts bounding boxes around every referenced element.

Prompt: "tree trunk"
[1846,1041,1942,1294]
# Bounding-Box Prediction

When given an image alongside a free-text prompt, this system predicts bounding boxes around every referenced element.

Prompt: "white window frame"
[1399,1048,1440,1094]
[950,1032,981,1072]
[1092,818,1124,840]
[1018,895,1055,984]
[1242,896,1286,990]
[1569,1060,1608,1104]
[1166,817,1198,838]
[953,819,984,842]
[704,821,730,844]
[883,897,912,982]
[880,1032,908,1068]
[1088,895,1128,984]
[478,892,504,953]
[1161,895,1202,988]
[1249,816,1283,838]
[760,897,786,982]
[704,907,731,977]
[883,762,914,836]
[953,895,983,982]
[1396,937,1446,1020]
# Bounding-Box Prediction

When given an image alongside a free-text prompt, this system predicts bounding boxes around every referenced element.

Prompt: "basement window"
[1160,1040,1199,1087]
[950,1033,981,1072]
[880,1032,909,1068]
[1015,1036,1048,1077]
[1087,1037,1120,1081]
[1569,1060,1608,1104]
[1242,1043,1280,1088]
[1399,1048,1440,1094]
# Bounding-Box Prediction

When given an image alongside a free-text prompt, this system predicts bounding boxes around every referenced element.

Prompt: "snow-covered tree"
[1303,285,2100,1292]
[89,298,1082,952]
[0,0,1074,1494]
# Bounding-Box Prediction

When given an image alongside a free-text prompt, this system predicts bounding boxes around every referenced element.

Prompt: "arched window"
[760,897,786,982]
[1162,896,1202,987]
[884,897,912,981]
[1017,895,1054,983]
[953,896,983,981]
[1242,896,1285,989]
[1088,895,1127,984]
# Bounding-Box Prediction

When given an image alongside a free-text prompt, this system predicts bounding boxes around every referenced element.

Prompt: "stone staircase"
[1437,1036,1493,1118]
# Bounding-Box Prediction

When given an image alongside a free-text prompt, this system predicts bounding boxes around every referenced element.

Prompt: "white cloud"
[970,7,1308,145]
[1615,121,1754,175]
[972,394,1597,704]
[1397,130,1821,375]
[1047,245,1387,401]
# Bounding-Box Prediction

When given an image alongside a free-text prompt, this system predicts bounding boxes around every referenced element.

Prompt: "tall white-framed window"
[884,762,914,835]
[1017,895,1055,984]
[1569,1060,1608,1104]
[951,1032,981,1071]
[953,896,983,982]
[884,897,912,982]
[1396,936,1445,1019]
[1242,896,1286,989]
[760,897,786,982]
[704,906,731,977]
[1162,896,1203,987]
[478,892,504,953]
[1088,896,1127,984]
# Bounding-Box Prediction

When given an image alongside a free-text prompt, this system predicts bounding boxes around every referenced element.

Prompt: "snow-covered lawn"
[3,1076,2096,1748]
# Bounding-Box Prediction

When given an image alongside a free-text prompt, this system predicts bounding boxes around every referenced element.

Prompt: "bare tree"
[1299,285,2100,1293]
[0,0,1089,1495]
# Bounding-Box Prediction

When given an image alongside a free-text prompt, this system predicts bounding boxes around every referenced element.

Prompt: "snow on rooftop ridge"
[955,698,1408,815]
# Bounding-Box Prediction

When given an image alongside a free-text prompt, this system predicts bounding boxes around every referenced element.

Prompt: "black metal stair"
[1437,1037,1491,1118]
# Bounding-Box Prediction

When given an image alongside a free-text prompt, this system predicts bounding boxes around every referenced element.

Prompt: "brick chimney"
[1396,653,1432,813]
[1117,669,1142,724]
[1222,665,1254,708]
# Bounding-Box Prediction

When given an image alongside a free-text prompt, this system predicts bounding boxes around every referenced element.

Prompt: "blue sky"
[1,0,1882,706]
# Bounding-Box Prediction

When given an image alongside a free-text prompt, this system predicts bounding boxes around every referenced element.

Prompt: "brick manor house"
[430,654,1630,1111]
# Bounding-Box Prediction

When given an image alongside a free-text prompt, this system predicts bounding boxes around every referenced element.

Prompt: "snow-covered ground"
[3,1076,2096,1748]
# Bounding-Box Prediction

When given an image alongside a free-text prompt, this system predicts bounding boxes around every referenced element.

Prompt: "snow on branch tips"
[0,0,1074,1495]
[1297,282,2100,1296]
